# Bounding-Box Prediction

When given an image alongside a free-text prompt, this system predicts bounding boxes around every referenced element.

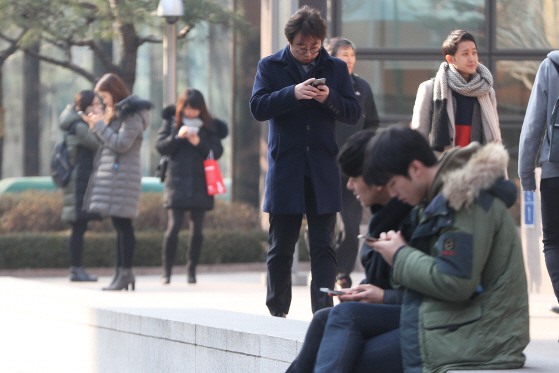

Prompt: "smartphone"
[312,78,326,87]
[187,127,200,135]
[320,287,345,295]
[357,234,379,243]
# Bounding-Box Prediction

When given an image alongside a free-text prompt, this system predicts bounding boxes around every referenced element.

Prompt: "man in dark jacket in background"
[326,37,380,289]
[250,6,361,317]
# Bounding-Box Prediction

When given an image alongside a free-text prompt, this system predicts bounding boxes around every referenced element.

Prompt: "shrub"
[0,230,268,269]
[0,191,261,233]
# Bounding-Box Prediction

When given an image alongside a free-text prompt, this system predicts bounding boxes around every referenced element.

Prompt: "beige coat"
[84,96,152,219]
[411,79,501,152]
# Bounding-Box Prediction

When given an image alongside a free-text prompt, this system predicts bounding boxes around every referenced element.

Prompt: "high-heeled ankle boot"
[102,267,135,291]
[102,267,120,290]
[69,267,98,282]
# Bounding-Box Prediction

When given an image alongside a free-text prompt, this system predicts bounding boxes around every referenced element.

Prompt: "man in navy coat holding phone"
[250,6,361,317]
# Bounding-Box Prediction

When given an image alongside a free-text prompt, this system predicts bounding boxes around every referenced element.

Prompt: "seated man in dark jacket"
[286,129,412,372]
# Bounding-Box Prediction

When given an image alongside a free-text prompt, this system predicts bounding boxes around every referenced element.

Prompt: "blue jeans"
[540,177,559,302]
[315,302,402,373]
[287,303,402,373]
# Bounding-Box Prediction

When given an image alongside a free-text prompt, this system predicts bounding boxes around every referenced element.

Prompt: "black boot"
[69,267,98,282]
[187,266,196,284]
[102,267,135,291]
[161,266,171,284]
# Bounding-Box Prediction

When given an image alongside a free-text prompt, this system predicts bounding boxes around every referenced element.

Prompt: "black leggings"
[162,208,206,273]
[111,217,135,268]
[69,220,89,267]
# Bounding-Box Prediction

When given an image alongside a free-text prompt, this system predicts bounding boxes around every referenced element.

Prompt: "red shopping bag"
[204,151,227,196]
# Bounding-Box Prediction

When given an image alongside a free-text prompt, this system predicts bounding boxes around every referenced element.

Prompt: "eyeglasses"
[294,46,322,56]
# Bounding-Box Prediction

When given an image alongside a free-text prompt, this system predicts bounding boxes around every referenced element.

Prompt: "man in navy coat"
[250,6,361,317]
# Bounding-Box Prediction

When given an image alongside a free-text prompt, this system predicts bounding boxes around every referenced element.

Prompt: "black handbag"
[156,155,168,182]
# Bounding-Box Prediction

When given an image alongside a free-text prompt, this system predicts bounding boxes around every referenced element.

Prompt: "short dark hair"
[363,126,438,186]
[442,30,477,57]
[325,37,355,57]
[74,90,95,112]
[284,6,327,44]
[337,129,377,179]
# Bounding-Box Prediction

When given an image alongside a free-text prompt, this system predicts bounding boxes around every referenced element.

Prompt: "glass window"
[495,60,540,116]
[353,59,441,116]
[497,0,559,49]
[341,0,486,49]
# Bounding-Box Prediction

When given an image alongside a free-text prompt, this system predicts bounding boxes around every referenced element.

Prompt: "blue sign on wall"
[524,191,535,228]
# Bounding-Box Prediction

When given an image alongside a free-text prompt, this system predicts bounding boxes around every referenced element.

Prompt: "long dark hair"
[175,89,212,130]
[74,90,95,112]
[94,73,131,122]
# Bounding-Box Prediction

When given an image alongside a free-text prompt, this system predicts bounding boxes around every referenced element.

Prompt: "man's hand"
[369,230,407,266]
[337,284,385,304]
[313,84,329,104]
[294,78,320,100]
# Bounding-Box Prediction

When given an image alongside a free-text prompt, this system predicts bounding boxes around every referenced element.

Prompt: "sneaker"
[69,266,98,282]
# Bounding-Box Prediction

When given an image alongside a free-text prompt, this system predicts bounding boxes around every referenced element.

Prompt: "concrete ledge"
[0,277,308,373]
[1,277,557,373]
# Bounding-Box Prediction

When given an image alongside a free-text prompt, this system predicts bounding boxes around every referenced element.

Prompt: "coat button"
[307,125,310,130]
[306,146,310,151]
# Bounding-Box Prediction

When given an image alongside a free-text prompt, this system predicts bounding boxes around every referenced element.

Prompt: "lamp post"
[157,0,184,107]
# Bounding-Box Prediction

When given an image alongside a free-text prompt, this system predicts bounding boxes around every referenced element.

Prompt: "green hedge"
[0,229,269,269]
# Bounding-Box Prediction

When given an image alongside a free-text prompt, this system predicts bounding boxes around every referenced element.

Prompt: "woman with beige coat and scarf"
[82,73,153,291]
[412,30,501,153]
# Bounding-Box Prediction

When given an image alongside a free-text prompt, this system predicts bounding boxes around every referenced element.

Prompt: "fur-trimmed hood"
[433,142,515,210]
[114,95,153,120]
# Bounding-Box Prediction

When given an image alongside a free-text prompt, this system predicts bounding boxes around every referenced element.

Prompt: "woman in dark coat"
[59,90,102,281]
[155,89,228,284]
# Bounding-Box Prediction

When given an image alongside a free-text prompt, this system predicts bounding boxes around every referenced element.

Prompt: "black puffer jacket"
[155,105,228,210]
[58,104,102,222]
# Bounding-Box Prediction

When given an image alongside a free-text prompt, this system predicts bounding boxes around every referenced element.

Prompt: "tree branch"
[177,25,194,39]
[139,35,162,45]
[21,47,98,83]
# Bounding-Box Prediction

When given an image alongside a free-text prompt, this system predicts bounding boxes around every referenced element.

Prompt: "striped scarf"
[430,62,500,151]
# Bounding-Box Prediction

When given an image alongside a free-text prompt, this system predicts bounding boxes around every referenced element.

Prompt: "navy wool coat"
[250,45,361,214]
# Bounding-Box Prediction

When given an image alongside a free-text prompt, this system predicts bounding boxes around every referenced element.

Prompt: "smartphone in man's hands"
[320,288,345,295]
[357,234,379,243]
[312,78,326,87]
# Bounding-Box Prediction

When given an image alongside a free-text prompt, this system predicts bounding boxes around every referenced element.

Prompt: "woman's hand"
[178,126,201,146]
[82,112,104,130]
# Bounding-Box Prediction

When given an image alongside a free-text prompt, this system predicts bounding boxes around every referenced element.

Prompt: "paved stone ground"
[2,263,558,360]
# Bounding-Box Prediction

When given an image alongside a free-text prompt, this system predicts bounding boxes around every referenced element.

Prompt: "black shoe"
[550,305,559,314]
[161,276,170,284]
[187,275,196,284]
[271,311,287,318]
[69,267,98,282]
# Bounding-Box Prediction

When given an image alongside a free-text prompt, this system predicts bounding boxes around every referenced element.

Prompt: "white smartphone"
[357,234,379,243]
[187,127,200,135]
